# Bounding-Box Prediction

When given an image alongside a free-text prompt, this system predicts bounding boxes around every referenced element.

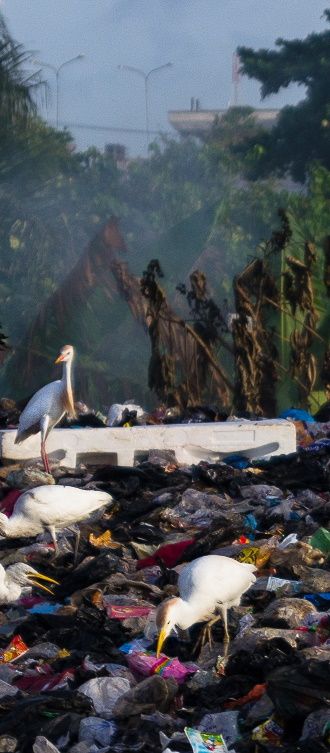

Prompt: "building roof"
[168,108,280,136]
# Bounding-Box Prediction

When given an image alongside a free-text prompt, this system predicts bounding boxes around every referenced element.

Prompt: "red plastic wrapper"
[105,604,153,619]
[136,539,195,570]
[15,669,74,693]
[18,596,44,609]
[0,489,22,517]
[127,651,198,684]
[0,635,28,663]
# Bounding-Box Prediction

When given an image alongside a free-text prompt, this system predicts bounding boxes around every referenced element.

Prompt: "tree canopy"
[237,8,330,182]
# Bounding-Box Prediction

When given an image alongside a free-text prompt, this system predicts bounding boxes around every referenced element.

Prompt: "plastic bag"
[309,527,330,554]
[78,676,131,719]
[266,576,302,593]
[127,651,198,683]
[199,711,240,747]
[303,593,330,609]
[112,675,178,718]
[277,533,298,549]
[33,738,60,753]
[143,610,158,641]
[119,638,152,654]
[79,716,116,746]
[107,402,145,426]
[15,669,74,694]
[0,679,18,698]
[136,539,195,570]
[300,708,330,741]
[267,648,330,718]
[28,602,62,614]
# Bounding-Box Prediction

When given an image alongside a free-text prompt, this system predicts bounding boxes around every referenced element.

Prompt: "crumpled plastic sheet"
[78,676,131,719]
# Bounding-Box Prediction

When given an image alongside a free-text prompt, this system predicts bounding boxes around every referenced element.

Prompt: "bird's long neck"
[3,576,21,603]
[62,358,76,418]
[176,597,202,630]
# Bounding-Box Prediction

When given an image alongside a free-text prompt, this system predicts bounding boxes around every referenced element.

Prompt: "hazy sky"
[2,0,328,156]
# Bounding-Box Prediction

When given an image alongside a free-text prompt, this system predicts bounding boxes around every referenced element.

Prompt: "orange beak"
[54,354,65,364]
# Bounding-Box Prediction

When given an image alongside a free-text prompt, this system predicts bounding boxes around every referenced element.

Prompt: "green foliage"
[0,14,36,124]
[208,181,289,306]
[0,10,329,411]
[203,106,267,176]
[238,9,330,181]
[125,136,223,234]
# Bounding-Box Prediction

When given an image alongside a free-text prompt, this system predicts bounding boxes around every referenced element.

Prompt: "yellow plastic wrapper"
[237,546,261,565]
[252,717,283,746]
[56,648,71,659]
[89,530,121,549]
[238,538,278,568]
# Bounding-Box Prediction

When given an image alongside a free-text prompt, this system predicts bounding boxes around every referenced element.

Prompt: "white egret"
[0,485,113,557]
[156,554,257,656]
[0,563,59,604]
[15,345,76,473]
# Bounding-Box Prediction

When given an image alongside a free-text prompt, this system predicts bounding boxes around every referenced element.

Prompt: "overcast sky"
[2,0,328,156]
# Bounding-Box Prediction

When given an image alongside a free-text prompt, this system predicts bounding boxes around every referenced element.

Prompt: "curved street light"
[34,54,85,128]
[118,62,172,148]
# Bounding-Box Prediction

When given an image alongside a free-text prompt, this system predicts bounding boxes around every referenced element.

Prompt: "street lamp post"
[34,55,84,128]
[118,62,172,148]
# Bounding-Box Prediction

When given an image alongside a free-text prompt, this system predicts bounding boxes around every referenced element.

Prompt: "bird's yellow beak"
[28,572,60,596]
[54,354,64,364]
[156,627,169,658]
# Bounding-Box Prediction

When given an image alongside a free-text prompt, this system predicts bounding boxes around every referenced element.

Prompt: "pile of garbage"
[0,425,328,753]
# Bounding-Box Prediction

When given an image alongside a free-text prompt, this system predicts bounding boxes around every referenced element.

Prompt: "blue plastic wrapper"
[300,439,330,452]
[119,638,152,654]
[303,593,330,609]
[223,454,250,469]
[265,496,281,508]
[244,514,258,532]
[279,408,315,423]
[28,603,62,614]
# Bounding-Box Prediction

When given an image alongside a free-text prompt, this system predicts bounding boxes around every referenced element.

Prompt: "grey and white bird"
[156,554,257,656]
[0,485,113,557]
[15,345,76,474]
[0,562,59,604]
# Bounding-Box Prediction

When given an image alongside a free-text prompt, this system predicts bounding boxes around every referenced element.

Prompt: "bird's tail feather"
[14,423,40,444]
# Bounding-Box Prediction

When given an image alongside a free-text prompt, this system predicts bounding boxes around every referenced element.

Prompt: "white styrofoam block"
[0,420,296,469]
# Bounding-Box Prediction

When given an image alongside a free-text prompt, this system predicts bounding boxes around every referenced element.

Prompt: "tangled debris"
[0,419,328,752]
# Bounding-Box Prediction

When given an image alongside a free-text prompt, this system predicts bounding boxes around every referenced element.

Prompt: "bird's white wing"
[14,486,112,528]
[178,555,256,610]
[17,381,63,434]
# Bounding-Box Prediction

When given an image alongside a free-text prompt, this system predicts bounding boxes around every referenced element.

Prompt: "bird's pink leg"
[40,417,51,474]
[41,441,51,474]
